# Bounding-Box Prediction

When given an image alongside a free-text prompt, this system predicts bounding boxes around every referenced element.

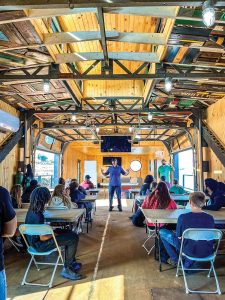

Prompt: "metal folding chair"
[19,224,64,288]
[176,228,222,295]
[142,226,156,255]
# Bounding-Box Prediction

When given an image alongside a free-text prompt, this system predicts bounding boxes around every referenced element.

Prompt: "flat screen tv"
[103,157,122,166]
[101,136,131,152]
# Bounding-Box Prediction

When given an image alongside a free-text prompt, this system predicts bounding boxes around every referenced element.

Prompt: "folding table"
[141,208,225,271]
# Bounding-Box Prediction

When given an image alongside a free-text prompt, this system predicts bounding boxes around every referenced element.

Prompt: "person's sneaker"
[71,261,82,271]
[128,216,133,220]
[61,267,82,281]
[118,207,122,212]
[109,206,114,211]
[167,258,177,267]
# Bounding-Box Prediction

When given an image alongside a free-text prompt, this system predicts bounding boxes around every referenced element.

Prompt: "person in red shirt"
[142,181,177,228]
[80,175,94,190]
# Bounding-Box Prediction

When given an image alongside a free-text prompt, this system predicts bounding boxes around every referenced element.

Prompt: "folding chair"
[142,227,156,255]
[176,228,222,295]
[19,224,64,288]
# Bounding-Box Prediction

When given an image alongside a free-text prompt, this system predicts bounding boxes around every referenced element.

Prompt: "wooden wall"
[63,141,168,183]
[203,99,225,181]
[0,100,19,190]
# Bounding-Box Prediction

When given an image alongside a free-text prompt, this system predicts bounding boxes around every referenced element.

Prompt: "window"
[174,148,194,191]
[35,149,59,189]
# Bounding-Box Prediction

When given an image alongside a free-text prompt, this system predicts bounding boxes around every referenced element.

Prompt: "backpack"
[132,209,145,227]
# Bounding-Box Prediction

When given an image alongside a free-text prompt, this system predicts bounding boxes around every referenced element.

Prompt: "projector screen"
[101,136,131,152]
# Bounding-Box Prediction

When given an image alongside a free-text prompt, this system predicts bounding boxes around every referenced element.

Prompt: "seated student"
[169,179,186,194]
[58,177,66,186]
[140,175,154,196]
[132,175,154,213]
[160,192,214,266]
[10,184,22,209]
[131,182,177,227]
[25,187,82,280]
[160,176,170,189]
[22,179,38,203]
[80,175,94,190]
[49,184,73,209]
[203,178,225,211]
[70,181,92,221]
[71,179,87,195]
[142,181,177,228]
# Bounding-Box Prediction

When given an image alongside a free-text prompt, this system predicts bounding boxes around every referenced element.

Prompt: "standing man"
[158,159,174,187]
[101,158,130,212]
[0,187,17,300]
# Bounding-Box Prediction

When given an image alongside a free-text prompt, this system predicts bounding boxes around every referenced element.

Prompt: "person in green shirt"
[169,179,187,194]
[158,159,174,185]
[15,168,24,185]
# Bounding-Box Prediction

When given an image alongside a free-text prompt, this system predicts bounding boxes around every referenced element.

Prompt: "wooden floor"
[5,197,225,300]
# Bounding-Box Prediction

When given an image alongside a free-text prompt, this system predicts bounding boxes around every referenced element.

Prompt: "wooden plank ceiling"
[0,4,224,144]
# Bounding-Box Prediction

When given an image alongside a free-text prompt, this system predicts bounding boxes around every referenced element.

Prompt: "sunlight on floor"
[96,198,130,208]
[43,275,124,300]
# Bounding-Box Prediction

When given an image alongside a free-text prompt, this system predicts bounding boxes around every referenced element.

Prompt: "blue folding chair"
[19,224,64,288]
[176,228,222,295]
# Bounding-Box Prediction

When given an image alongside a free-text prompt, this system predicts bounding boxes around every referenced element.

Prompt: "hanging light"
[129,126,133,133]
[43,79,50,93]
[148,112,153,121]
[71,113,76,122]
[96,127,100,133]
[202,0,215,27]
[165,77,172,93]
[135,133,141,139]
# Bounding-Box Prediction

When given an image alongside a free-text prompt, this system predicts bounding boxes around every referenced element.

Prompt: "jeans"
[35,230,79,268]
[109,186,122,208]
[160,229,180,263]
[0,269,6,300]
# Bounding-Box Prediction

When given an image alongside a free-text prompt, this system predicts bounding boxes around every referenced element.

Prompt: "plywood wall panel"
[83,80,144,97]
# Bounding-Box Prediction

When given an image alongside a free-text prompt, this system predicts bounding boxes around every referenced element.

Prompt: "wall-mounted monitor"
[101,136,131,152]
[103,157,122,166]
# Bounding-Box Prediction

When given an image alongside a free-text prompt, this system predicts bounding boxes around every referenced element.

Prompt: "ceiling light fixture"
[202,0,215,27]
[135,134,141,139]
[148,112,153,121]
[129,126,133,133]
[43,79,50,93]
[165,77,172,93]
[96,127,100,133]
[71,113,76,122]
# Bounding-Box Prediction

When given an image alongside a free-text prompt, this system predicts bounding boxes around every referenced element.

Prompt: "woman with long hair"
[25,187,82,281]
[140,175,154,196]
[10,184,22,208]
[142,181,177,227]
[49,184,72,209]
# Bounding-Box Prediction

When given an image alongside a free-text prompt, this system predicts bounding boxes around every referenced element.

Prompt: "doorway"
[84,160,97,186]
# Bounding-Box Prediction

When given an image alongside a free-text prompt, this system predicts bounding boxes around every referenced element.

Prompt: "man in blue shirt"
[101,158,130,211]
[160,192,214,267]
[0,187,17,300]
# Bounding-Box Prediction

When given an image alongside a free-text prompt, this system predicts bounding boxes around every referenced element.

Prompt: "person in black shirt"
[25,187,82,281]
[21,179,38,203]
[0,187,17,300]
[203,178,225,211]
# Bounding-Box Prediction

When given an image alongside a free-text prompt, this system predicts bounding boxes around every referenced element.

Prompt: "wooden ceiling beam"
[97,7,108,61]
[1,0,225,9]
[55,52,160,63]
[43,31,119,45]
